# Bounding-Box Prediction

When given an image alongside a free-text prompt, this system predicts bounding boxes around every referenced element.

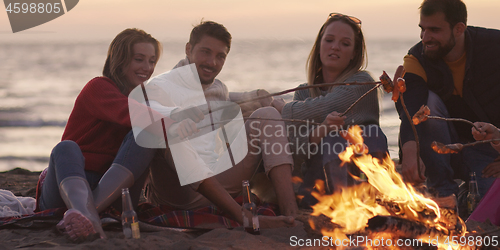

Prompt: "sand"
[2,168,500,250]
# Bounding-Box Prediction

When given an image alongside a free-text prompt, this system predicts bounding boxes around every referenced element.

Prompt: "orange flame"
[292,176,303,184]
[311,125,465,249]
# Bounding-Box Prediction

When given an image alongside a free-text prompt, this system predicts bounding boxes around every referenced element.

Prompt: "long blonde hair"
[102,28,162,94]
[306,16,367,98]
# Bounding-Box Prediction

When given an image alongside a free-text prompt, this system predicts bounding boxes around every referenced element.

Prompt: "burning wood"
[366,216,447,240]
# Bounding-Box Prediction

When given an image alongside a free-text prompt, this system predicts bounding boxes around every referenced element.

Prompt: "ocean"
[0,38,417,172]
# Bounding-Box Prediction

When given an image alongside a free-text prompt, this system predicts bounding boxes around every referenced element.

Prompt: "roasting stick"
[400,93,423,178]
[196,117,323,131]
[233,81,380,106]
[195,81,380,117]
[339,83,381,117]
[456,138,500,149]
[382,67,423,180]
[427,116,480,131]
[196,70,424,178]
[413,105,480,131]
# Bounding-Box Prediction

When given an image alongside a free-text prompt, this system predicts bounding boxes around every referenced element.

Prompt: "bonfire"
[308,126,468,250]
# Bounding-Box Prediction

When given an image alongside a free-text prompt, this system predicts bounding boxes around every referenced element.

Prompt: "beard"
[423,33,456,61]
[197,65,217,85]
[200,77,215,85]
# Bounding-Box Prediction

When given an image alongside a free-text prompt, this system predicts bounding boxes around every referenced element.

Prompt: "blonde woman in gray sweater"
[273,13,388,208]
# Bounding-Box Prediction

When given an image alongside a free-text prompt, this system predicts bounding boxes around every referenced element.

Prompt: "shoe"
[59,176,106,240]
[56,209,99,241]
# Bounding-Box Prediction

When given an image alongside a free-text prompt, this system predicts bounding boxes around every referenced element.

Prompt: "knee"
[251,106,280,119]
[52,140,80,155]
[426,91,449,117]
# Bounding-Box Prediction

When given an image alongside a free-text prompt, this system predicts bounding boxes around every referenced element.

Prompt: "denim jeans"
[298,124,388,208]
[408,91,497,198]
[39,131,159,211]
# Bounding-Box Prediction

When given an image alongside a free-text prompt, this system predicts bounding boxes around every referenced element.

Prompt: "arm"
[229,89,274,117]
[471,122,500,178]
[282,84,372,125]
[396,56,430,184]
[472,122,500,153]
[281,72,377,157]
[77,78,176,131]
[80,77,203,143]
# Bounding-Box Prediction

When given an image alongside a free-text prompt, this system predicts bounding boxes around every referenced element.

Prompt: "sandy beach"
[0,168,318,250]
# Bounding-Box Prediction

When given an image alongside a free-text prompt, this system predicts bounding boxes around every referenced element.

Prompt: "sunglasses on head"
[328,13,362,26]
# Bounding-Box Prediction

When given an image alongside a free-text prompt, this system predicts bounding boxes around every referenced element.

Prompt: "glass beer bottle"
[242,180,260,235]
[122,188,140,239]
[467,172,480,216]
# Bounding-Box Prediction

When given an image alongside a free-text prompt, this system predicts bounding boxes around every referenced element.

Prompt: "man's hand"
[483,158,500,178]
[271,98,286,113]
[401,141,426,184]
[170,105,205,122]
[472,122,500,141]
[167,119,199,139]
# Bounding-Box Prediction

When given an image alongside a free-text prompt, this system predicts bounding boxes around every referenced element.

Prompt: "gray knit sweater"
[281,71,380,157]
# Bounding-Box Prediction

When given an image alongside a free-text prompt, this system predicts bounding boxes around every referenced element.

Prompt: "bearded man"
[396,0,500,200]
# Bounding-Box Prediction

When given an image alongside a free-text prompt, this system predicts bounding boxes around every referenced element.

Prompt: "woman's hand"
[309,111,345,145]
[321,111,346,132]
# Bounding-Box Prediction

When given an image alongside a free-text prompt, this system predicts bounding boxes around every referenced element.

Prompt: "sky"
[1,0,500,43]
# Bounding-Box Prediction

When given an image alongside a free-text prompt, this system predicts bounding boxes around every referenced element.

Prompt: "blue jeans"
[407,91,497,197]
[298,125,388,208]
[39,131,159,211]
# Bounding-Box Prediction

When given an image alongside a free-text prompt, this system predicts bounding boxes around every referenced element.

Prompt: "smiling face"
[122,42,157,88]
[319,21,356,75]
[419,12,456,61]
[186,35,228,85]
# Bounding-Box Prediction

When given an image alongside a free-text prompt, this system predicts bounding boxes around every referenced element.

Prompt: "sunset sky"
[1,0,500,42]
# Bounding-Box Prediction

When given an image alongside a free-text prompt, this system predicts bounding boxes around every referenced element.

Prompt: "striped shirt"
[281,71,380,157]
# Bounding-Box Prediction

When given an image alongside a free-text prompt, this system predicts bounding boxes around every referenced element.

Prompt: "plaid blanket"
[0,195,278,230]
